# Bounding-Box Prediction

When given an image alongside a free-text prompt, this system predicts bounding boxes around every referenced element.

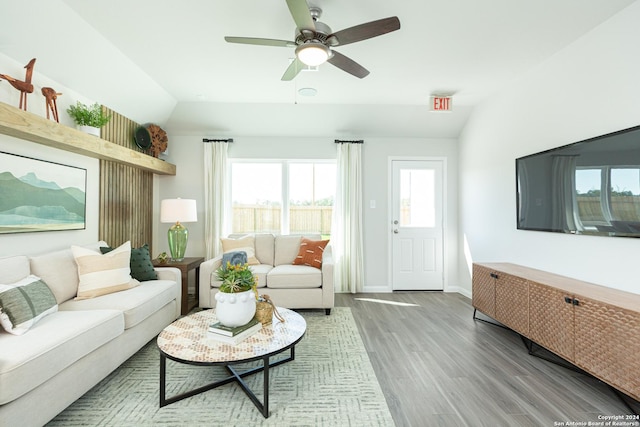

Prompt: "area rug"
[47,307,395,427]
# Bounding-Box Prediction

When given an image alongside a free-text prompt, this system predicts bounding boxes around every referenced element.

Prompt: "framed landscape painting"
[0,151,86,234]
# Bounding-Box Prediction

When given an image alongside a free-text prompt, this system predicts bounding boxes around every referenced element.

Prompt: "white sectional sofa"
[199,234,334,314]
[0,241,181,427]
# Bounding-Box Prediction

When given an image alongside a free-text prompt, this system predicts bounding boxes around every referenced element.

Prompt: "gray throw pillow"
[222,251,248,269]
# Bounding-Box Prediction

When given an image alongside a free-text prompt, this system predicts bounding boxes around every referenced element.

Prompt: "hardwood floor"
[335,292,637,427]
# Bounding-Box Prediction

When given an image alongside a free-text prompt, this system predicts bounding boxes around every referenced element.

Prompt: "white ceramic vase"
[215,289,256,327]
[78,125,100,137]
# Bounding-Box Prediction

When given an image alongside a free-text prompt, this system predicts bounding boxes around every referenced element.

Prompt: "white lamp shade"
[160,198,197,223]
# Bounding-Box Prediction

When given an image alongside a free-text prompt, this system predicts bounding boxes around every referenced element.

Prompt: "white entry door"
[391,160,444,290]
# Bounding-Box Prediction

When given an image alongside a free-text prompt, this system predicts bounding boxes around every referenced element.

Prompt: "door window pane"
[400,169,435,227]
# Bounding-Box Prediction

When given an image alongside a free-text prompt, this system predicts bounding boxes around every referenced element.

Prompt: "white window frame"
[227,158,336,235]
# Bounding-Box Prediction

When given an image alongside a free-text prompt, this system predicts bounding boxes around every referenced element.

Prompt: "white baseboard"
[361,285,393,293]
[446,286,472,299]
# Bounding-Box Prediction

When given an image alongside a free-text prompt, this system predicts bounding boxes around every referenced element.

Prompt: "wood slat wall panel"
[99,107,153,248]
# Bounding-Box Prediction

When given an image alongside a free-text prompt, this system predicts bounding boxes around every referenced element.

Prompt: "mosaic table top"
[157,308,306,364]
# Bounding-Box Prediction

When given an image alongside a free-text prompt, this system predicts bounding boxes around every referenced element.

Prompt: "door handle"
[393,229,399,234]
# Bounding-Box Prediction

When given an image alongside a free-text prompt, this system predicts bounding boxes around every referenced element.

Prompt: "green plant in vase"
[216,262,258,296]
[214,262,259,327]
[66,101,111,136]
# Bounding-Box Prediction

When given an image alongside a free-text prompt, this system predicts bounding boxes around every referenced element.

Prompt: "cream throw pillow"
[220,236,260,265]
[72,241,139,300]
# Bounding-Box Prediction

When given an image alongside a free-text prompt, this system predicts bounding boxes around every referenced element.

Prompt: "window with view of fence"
[232,205,332,235]
[230,160,336,237]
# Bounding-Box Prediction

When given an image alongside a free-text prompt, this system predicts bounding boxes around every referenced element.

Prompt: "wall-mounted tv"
[516,125,640,238]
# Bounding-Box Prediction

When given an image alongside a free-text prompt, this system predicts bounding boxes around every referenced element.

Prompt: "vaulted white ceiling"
[0,0,635,138]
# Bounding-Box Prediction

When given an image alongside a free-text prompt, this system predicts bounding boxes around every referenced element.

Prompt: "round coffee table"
[157,307,306,418]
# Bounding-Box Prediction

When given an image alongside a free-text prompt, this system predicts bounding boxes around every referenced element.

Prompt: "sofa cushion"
[72,241,139,300]
[293,238,329,269]
[221,236,259,265]
[0,275,58,335]
[0,309,123,405]
[267,265,322,289]
[101,243,158,282]
[254,233,275,266]
[30,241,108,304]
[29,247,80,304]
[0,255,30,284]
[274,235,303,266]
[59,279,178,329]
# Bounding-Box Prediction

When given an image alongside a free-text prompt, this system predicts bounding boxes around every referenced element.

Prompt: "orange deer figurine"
[0,58,36,111]
[41,87,62,122]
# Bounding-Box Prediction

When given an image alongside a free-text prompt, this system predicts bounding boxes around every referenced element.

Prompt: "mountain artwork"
[0,151,86,234]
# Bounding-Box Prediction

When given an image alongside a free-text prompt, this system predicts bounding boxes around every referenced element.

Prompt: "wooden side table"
[152,257,204,315]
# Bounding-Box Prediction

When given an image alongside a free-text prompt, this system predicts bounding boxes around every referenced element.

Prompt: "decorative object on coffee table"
[160,198,197,262]
[0,58,36,111]
[255,294,285,325]
[214,262,258,327]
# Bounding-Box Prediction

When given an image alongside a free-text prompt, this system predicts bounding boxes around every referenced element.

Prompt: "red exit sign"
[430,96,452,112]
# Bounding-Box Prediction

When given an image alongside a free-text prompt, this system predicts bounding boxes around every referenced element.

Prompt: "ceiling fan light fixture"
[296,42,330,66]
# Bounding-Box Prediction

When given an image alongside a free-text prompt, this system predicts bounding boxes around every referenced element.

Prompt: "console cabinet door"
[495,273,529,336]
[472,264,495,318]
[528,282,574,361]
[574,296,640,401]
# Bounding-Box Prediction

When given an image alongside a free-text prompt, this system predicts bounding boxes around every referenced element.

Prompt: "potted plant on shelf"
[66,101,111,137]
[214,262,258,327]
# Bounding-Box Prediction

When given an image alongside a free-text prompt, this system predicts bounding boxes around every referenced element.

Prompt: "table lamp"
[160,198,197,262]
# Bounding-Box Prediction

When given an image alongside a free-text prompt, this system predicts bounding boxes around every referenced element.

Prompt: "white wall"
[158,133,459,293]
[458,1,640,294]
[0,54,101,257]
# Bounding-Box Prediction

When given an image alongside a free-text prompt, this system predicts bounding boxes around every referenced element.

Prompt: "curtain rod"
[334,139,364,144]
[202,138,234,143]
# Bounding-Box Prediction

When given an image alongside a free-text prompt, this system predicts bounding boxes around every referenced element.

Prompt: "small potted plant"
[66,101,111,136]
[214,262,258,327]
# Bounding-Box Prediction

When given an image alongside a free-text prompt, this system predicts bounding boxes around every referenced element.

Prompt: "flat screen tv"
[516,124,640,237]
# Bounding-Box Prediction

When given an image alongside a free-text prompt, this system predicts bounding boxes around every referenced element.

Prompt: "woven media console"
[472,262,640,403]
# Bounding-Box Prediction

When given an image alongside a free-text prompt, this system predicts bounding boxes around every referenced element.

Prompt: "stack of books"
[208,317,262,345]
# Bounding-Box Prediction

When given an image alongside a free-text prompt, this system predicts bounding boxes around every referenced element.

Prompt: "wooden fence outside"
[232,205,332,235]
[577,196,640,222]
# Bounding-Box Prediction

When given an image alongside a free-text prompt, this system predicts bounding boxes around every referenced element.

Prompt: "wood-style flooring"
[335,292,637,427]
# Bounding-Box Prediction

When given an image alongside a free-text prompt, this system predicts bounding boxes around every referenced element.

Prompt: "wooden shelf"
[0,102,176,175]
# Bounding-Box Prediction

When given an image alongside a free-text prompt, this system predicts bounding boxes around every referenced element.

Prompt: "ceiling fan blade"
[327,51,370,79]
[330,16,400,46]
[286,0,315,31]
[281,57,305,81]
[225,36,296,48]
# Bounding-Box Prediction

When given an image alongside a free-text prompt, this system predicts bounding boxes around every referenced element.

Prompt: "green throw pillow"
[101,243,158,281]
[0,275,58,335]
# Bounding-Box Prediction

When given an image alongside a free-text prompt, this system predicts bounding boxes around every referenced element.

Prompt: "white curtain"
[203,142,228,260]
[551,155,578,232]
[331,142,364,293]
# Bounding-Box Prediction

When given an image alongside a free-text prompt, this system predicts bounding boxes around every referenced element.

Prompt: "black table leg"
[159,345,297,417]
